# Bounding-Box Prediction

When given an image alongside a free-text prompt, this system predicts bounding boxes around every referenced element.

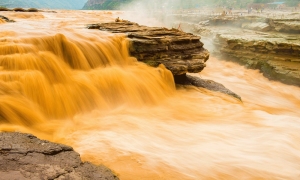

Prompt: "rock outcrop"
[87,21,243,99]
[269,18,300,33]
[169,12,300,87]
[88,21,210,76]
[0,132,119,180]
[214,33,300,86]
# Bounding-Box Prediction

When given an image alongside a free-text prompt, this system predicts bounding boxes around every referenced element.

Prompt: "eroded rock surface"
[170,12,300,87]
[87,21,243,99]
[88,21,210,75]
[214,33,300,86]
[0,132,119,180]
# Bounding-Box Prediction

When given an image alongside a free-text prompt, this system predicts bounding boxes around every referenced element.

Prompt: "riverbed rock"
[0,132,119,180]
[87,21,209,75]
[174,74,241,100]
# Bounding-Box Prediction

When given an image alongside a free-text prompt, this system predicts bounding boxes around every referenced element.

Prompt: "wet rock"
[0,132,119,180]
[174,74,241,100]
[87,21,209,75]
[0,15,14,22]
[87,21,243,98]
[260,60,300,87]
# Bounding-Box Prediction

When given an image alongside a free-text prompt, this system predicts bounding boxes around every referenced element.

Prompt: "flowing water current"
[1,10,300,180]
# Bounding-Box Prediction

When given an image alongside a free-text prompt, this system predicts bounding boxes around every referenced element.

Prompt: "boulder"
[88,21,209,75]
[0,132,119,180]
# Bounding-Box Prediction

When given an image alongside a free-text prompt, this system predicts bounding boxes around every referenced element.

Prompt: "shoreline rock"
[170,12,300,87]
[0,132,119,180]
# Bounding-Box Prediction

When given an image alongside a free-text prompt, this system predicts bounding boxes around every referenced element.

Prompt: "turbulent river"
[1,10,300,180]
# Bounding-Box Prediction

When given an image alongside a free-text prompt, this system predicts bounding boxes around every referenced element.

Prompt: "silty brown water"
[1,10,300,180]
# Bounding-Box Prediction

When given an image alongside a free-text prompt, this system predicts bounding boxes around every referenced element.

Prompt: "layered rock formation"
[87,21,242,99]
[215,33,300,86]
[0,132,119,180]
[88,21,210,76]
[170,12,300,87]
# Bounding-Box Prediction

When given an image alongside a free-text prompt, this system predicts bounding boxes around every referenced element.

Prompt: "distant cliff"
[82,0,133,10]
[0,0,87,9]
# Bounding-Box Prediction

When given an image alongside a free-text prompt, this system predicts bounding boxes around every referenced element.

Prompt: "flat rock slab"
[88,21,209,75]
[0,132,119,180]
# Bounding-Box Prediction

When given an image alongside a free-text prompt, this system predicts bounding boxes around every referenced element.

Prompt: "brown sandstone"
[88,21,210,76]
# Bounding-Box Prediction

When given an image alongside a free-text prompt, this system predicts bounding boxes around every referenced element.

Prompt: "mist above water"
[1,9,300,180]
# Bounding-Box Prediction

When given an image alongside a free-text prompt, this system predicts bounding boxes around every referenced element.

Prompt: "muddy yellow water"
[1,10,300,180]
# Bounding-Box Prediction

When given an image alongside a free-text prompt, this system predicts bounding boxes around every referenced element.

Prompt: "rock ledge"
[0,132,119,180]
[88,21,210,75]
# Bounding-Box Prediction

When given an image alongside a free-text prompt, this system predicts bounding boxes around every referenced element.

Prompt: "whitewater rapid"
[1,10,300,180]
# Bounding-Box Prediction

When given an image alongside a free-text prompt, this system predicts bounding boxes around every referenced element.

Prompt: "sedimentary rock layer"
[0,132,119,180]
[215,33,300,86]
[88,21,210,75]
[87,21,242,99]
[172,12,300,87]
